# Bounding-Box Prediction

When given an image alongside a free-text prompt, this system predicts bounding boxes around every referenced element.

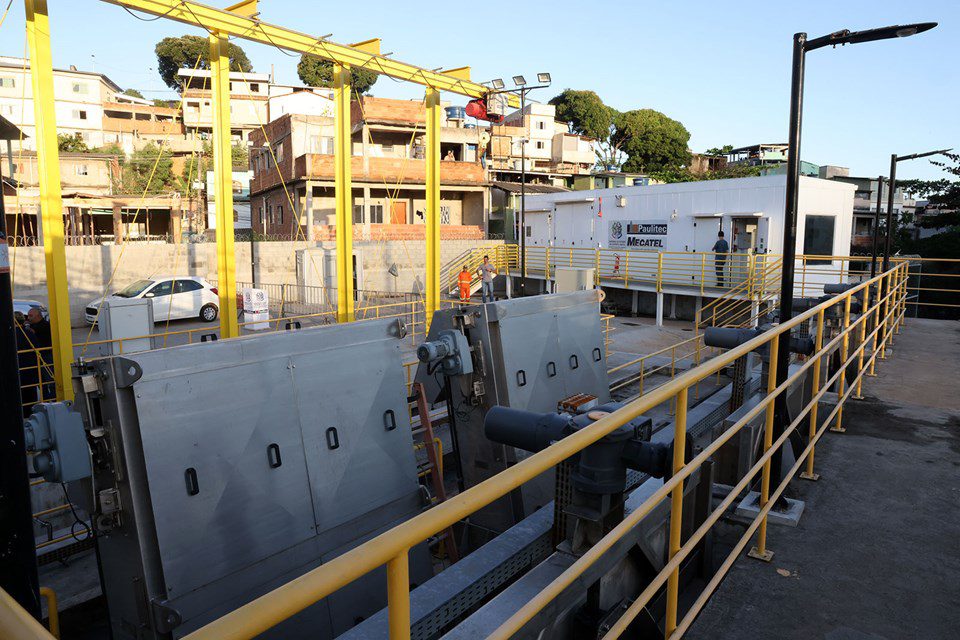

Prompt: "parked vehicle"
[85,276,220,324]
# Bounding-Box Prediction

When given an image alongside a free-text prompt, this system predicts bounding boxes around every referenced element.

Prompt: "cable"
[60,483,92,543]
[121,3,181,22]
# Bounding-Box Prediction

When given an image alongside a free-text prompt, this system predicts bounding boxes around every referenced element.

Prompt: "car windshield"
[115,279,154,298]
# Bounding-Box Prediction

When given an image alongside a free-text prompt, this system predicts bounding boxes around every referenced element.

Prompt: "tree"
[297,54,378,94]
[57,133,88,152]
[704,144,734,157]
[549,89,623,171]
[122,143,176,194]
[650,163,766,184]
[155,35,253,90]
[613,109,691,173]
[122,88,144,99]
[900,152,960,230]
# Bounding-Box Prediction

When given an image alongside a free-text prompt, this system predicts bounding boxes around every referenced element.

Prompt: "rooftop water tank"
[445,106,466,121]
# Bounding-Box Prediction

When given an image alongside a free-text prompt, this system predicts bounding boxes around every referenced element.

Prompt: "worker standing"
[478,255,497,303]
[712,231,729,288]
[457,264,472,302]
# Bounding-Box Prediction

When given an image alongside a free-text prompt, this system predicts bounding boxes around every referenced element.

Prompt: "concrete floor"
[687,318,960,640]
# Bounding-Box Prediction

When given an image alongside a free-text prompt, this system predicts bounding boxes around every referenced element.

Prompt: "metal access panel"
[75,318,425,639]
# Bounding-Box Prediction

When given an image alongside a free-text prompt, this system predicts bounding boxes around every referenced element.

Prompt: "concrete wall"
[11,238,503,325]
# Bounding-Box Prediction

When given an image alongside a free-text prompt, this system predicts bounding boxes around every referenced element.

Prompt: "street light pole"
[883,153,898,272]
[519,87,527,295]
[772,21,937,493]
[870,175,884,279]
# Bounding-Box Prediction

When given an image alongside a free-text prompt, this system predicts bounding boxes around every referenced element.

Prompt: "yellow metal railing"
[166,261,908,640]
[441,244,518,296]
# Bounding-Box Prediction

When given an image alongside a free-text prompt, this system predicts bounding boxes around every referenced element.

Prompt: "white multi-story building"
[0,55,122,149]
[177,68,270,143]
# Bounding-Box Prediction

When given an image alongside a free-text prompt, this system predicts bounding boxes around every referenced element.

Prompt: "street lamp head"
[806,22,937,51]
[490,78,505,90]
[512,75,527,87]
[897,148,952,162]
[536,72,551,85]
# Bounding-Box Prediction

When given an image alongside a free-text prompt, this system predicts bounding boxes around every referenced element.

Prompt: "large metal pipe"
[484,406,571,454]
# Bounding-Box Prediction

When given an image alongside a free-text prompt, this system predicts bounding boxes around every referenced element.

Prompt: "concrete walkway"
[687,318,960,640]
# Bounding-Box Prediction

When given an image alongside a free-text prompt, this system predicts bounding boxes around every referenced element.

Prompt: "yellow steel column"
[334,62,355,323]
[830,295,852,433]
[25,0,73,401]
[854,284,871,399]
[424,87,441,329]
[209,32,238,337]
[664,386,688,638]
[749,333,779,562]
[387,552,410,639]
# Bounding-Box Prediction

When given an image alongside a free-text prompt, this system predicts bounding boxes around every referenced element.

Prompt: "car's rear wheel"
[200,303,218,322]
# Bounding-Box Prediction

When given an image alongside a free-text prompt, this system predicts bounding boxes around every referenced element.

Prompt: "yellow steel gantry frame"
[25,0,520,382]
[209,31,239,336]
[25,0,73,401]
[98,0,519,329]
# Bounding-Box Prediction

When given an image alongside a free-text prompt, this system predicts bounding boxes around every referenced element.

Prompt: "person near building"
[477,255,497,303]
[457,264,472,302]
[26,307,54,400]
[712,231,729,288]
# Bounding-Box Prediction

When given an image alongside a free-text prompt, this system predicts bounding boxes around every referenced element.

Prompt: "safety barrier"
[142,261,908,640]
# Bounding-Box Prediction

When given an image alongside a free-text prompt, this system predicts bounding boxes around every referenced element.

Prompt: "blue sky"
[2,0,957,180]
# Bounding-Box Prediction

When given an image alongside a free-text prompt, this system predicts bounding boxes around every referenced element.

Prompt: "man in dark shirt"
[26,307,54,401]
[712,231,729,287]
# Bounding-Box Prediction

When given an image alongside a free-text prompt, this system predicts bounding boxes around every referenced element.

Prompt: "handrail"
[180,261,908,640]
[0,588,56,640]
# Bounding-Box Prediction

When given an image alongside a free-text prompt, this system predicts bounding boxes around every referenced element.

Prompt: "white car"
[85,276,220,324]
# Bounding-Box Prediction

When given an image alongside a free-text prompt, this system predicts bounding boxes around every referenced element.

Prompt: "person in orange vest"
[457,264,472,302]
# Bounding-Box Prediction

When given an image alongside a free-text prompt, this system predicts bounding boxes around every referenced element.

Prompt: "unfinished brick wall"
[302,155,485,185]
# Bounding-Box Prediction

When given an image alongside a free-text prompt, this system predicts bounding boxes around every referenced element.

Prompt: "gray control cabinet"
[415,291,610,536]
[73,318,429,639]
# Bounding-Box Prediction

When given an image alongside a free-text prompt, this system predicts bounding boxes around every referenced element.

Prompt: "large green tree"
[613,109,691,173]
[122,143,176,194]
[155,35,253,90]
[297,54,378,94]
[122,88,144,99]
[57,132,88,152]
[900,152,960,230]
[549,89,622,170]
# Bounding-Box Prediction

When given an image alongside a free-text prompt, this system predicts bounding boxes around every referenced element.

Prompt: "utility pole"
[0,131,41,617]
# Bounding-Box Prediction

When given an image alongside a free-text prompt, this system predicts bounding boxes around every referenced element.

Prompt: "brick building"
[249,97,489,241]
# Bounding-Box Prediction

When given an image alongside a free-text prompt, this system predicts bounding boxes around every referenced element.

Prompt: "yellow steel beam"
[101,0,520,107]
[25,0,73,401]
[334,63,354,323]
[424,88,441,329]
[224,0,257,17]
[209,33,239,337]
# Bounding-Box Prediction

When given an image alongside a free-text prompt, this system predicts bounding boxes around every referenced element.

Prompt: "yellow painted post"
[868,279,880,376]
[25,0,74,401]
[387,552,410,640]
[208,32,239,338]
[749,333,778,562]
[700,253,705,295]
[895,265,905,333]
[801,309,825,481]
[424,87,440,329]
[664,386,688,638]
[879,272,890,358]
[831,295,852,433]
[854,284,871,399]
[657,252,664,292]
[334,62,355,323]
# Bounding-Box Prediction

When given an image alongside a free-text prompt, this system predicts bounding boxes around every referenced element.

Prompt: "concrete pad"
[734,491,805,527]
